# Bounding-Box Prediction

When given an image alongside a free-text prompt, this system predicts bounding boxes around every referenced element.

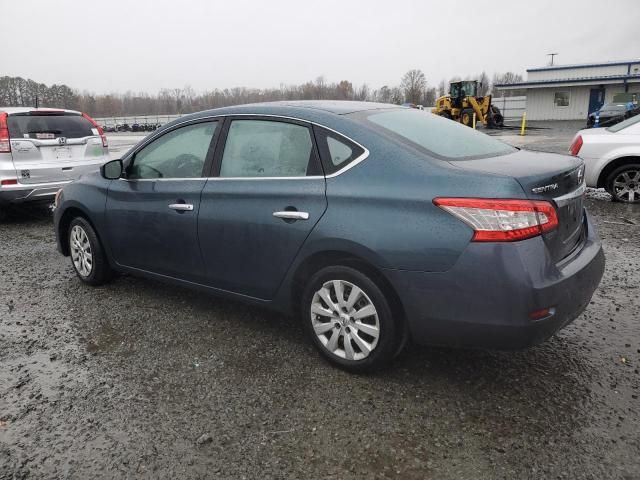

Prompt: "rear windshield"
[607,113,640,133]
[358,109,515,160]
[8,114,95,139]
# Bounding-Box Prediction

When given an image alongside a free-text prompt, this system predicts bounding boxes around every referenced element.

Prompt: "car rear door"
[198,116,327,299]
[7,111,108,183]
[105,120,219,282]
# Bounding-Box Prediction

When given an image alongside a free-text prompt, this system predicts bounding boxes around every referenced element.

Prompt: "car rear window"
[8,113,95,139]
[358,108,515,160]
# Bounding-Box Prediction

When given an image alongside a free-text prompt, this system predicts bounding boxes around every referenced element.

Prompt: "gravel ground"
[1,128,639,479]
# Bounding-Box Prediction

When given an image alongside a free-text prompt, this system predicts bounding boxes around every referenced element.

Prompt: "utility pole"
[547,53,559,66]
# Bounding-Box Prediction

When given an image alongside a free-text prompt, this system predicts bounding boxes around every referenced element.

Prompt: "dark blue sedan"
[53,101,605,372]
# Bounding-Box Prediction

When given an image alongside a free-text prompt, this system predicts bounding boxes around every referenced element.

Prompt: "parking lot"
[1,126,639,479]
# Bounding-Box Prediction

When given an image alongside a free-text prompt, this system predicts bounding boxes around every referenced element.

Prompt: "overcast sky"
[2,0,638,94]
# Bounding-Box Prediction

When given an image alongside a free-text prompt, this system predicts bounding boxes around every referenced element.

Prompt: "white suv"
[0,107,110,216]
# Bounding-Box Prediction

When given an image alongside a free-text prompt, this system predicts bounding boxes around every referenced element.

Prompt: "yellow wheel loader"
[432,80,504,128]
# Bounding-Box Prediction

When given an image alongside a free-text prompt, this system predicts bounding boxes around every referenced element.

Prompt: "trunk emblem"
[21,170,30,179]
[57,137,67,145]
[532,183,558,194]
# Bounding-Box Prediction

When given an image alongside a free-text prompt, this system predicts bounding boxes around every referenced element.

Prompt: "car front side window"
[219,120,315,178]
[128,121,218,179]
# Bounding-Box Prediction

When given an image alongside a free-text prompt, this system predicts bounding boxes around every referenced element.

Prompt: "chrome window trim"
[123,113,370,181]
[121,177,209,182]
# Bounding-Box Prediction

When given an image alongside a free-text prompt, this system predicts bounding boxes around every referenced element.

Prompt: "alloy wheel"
[613,169,640,203]
[70,225,93,277]
[310,280,380,361]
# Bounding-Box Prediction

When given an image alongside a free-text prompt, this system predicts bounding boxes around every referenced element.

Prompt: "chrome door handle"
[273,211,309,220]
[169,203,194,211]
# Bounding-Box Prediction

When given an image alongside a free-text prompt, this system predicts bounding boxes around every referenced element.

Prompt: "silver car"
[0,107,110,217]
[569,113,640,203]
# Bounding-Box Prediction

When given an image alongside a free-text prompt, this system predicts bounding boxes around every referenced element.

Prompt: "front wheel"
[301,266,399,373]
[68,217,112,285]
[460,109,474,127]
[606,164,640,203]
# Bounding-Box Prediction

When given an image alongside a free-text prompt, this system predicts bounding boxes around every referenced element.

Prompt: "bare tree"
[376,85,392,103]
[354,84,369,101]
[423,87,437,107]
[491,72,525,97]
[336,80,354,99]
[477,72,490,96]
[400,69,426,105]
[315,76,327,99]
[390,87,404,105]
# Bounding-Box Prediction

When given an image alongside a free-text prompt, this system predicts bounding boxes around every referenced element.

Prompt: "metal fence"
[94,114,184,127]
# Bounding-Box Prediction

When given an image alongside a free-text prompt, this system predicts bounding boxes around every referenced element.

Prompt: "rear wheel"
[301,266,399,373]
[460,109,474,127]
[606,164,640,203]
[68,217,112,285]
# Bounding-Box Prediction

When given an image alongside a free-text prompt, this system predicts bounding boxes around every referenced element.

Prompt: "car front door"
[198,117,327,299]
[105,120,219,282]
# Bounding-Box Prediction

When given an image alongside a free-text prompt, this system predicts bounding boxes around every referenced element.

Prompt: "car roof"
[253,101,400,114]
[167,101,404,131]
[188,100,401,119]
[0,107,82,115]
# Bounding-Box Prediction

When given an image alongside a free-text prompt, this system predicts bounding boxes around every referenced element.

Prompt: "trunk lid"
[7,112,107,184]
[449,150,586,262]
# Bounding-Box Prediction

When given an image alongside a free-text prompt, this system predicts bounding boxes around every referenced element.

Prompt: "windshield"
[358,108,515,160]
[607,113,640,132]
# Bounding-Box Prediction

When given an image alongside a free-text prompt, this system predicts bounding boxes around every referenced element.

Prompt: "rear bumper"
[0,180,71,205]
[385,211,605,349]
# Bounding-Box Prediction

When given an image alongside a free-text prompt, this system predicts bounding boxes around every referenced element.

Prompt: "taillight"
[433,198,559,242]
[1,179,18,186]
[0,112,10,153]
[569,135,583,156]
[82,112,108,148]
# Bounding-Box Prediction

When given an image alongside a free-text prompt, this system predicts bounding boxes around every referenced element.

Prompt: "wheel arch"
[57,206,100,256]
[290,250,408,340]
[597,155,640,189]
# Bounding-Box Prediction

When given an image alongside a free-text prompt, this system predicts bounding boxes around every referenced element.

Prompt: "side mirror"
[100,159,124,180]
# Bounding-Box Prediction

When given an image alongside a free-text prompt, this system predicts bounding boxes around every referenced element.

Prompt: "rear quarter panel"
[300,130,528,273]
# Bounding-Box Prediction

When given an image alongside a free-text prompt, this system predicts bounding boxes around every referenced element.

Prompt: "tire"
[68,217,112,285]
[301,266,399,373]
[605,163,640,203]
[438,110,452,120]
[488,106,504,128]
[460,108,474,127]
